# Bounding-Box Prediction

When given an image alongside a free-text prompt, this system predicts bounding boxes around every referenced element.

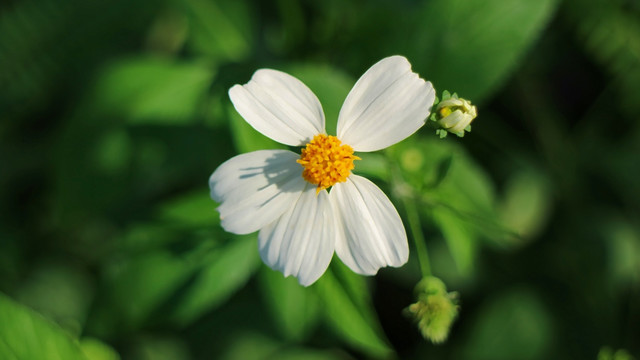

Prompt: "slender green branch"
[387,154,432,278]
[401,195,432,278]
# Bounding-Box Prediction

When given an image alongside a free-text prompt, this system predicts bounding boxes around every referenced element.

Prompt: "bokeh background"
[1,0,639,359]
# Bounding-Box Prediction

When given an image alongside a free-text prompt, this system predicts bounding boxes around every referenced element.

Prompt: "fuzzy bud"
[405,276,459,344]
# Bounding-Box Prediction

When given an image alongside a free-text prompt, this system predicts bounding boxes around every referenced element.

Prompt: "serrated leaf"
[0,293,88,360]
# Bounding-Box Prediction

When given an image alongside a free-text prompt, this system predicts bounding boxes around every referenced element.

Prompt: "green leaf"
[93,57,215,124]
[168,234,261,326]
[14,262,93,337]
[218,332,280,360]
[101,249,198,330]
[354,153,390,182]
[314,266,392,358]
[602,218,640,288]
[158,189,220,228]
[431,207,478,277]
[127,335,190,360]
[79,338,120,360]
[181,0,252,62]
[275,347,353,360]
[459,288,554,360]
[258,268,320,342]
[95,231,259,332]
[0,292,88,360]
[414,0,559,101]
[498,170,552,244]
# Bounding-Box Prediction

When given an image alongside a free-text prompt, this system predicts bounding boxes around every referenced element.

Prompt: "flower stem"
[402,196,432,278]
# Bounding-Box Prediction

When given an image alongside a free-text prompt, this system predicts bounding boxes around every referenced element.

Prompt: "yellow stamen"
[297,134,360,193]
[439,107,452,118]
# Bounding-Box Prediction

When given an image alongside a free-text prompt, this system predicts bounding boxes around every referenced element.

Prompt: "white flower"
[209,56,435,286]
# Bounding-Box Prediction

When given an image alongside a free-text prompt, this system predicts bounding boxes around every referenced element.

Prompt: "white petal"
[229,69,325,146]
[258,185,336,286]
[331,175,408,275]
[337,56,435,152]
[209,150,306,234]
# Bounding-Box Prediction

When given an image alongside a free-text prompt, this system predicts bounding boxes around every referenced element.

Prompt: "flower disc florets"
[297,134,360,193]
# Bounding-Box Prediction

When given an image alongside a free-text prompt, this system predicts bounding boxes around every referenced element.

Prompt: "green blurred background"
[1,0,639,359]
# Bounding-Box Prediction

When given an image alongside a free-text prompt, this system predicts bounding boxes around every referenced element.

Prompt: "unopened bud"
[405,276,459,344]
[431,91,477,138]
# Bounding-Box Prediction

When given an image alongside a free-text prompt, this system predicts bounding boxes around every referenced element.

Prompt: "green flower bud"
[405,276,459,344]
[431,91,477,138]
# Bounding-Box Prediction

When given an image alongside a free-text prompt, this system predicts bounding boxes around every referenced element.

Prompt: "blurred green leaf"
[566,0,640,120]
[0,0,153,117]
[97,229,259,330]
[432,207,478,277]
[80,338,120,360]
[602,218,640,288]
[181,0,252,61]
[499,170,552,243]
[274,347,353,360]
[459,288,554,360]
[94,129,133,176]
[0,292,88,360]
[218,332,280,360]
[14,262,93,337]
[598,347,636,360]
[102,249,198,330]
[168,234,260,326]
[314,265,392,359]
[218,331,353,360]
[93,57,215,124]
[258,268,320,342]
[329,260,376,314]
[353,153,390,182]
[414,0,559,101]
[128,335,190,360]
[158,189,219,228]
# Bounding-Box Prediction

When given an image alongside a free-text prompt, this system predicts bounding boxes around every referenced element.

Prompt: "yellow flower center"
[297,134,360,193]
[439,107,453,118]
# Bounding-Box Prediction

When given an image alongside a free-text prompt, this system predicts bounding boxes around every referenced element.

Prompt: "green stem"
[402,195,432,278]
